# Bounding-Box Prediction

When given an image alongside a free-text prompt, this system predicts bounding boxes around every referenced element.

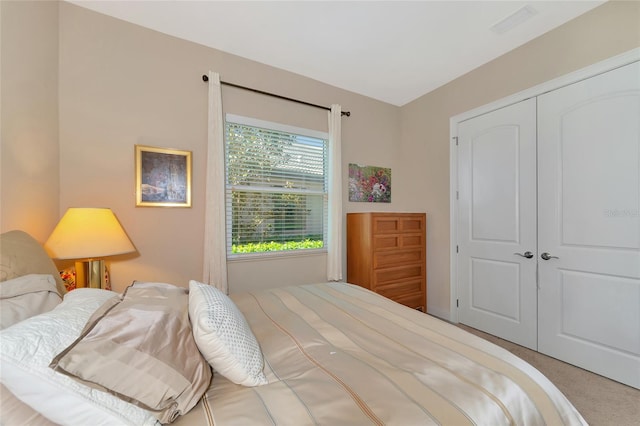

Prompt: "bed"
[0,230,587,425]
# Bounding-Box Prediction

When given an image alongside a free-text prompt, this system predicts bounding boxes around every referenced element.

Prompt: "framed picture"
[348,163,391,203]
[135,145,192,207]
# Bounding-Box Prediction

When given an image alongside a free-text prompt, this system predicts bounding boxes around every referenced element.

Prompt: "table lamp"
[45,208,136,289]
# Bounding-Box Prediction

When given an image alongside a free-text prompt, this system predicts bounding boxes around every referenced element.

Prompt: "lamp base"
[75,260,106,289]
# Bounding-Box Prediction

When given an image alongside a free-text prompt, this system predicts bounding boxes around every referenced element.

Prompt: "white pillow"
[188,280,267,386]
[0,274,61,329]
[0,289,159,426]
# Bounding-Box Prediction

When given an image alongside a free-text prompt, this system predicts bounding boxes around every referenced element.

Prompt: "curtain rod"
[202,74,350,117]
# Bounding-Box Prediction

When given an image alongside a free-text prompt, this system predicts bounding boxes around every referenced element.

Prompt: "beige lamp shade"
[45,208,136,260]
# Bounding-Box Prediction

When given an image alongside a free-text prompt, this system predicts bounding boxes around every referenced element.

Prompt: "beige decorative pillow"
[0,230,66,296]
[0,289,155,426]
[189,280,267,387]
[51,282,212,424]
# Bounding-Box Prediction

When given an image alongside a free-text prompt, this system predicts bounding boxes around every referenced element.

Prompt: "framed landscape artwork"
[348,163,391,203]
[135,145,192,207]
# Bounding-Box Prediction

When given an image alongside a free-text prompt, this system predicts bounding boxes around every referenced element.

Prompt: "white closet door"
[538,61,640,389]
[457,98,538,350]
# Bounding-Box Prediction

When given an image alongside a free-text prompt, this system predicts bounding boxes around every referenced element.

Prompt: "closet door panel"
[538,61,640,389]
[457,98,538,350]
[560,92,640,249]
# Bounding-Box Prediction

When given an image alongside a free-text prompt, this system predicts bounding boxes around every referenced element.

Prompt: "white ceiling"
[68,0,606,106]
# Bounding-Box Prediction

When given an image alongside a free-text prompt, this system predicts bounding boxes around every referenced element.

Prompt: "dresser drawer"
[373,217,401,233]
[372,215,425,234]
[400,217,424,233]
[374,248,423,269]
[374,264,423,286]
[374,234,424,250]
[376,279,424,299]
[390,293,426,312]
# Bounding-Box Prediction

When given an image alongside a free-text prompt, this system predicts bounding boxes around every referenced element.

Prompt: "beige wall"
[399,0,640,318]
[0,1,59,242]
[57,3,400,292]
[2,1,638,303]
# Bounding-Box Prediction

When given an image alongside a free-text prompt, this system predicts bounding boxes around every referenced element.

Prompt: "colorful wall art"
[348,164,391,203]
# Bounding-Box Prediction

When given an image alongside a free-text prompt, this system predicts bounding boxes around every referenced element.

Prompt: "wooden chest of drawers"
[347,213,426,312]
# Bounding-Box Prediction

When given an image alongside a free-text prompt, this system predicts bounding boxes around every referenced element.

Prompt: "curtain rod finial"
[202,74,209,82]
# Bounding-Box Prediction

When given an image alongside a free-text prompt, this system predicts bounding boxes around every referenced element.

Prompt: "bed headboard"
[0,230,66,296]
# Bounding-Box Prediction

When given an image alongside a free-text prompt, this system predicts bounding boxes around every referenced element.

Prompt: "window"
[225,114,328,257]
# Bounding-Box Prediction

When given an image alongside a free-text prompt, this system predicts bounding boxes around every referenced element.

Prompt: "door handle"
[540,252,559,260]
[514,251,534,259]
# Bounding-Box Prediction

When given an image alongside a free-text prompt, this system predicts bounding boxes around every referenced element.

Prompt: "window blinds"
[225,118,328,255]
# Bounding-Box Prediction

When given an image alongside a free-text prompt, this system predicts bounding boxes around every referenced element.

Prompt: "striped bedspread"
[177,282,586,425]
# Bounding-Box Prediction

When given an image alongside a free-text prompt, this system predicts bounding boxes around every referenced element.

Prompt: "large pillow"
[0,383,57,426]
[51,282,212,424]
[0,274,62,329]
[0,230,66,296]
[188,280,267,386]
[0,288,158,426]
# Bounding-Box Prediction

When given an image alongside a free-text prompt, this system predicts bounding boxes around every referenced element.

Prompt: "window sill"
[227,248,327,263]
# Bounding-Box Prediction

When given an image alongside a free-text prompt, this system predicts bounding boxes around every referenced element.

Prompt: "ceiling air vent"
[490,5,538,35]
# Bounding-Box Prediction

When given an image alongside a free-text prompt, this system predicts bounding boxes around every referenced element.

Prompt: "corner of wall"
[0,0,60,241]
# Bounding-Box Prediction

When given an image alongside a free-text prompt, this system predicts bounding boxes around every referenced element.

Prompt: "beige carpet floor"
[458,325,639,426]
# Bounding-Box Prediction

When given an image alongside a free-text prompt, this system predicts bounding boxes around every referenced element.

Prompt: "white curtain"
[327,104,343,281]
[203,71,228,293]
